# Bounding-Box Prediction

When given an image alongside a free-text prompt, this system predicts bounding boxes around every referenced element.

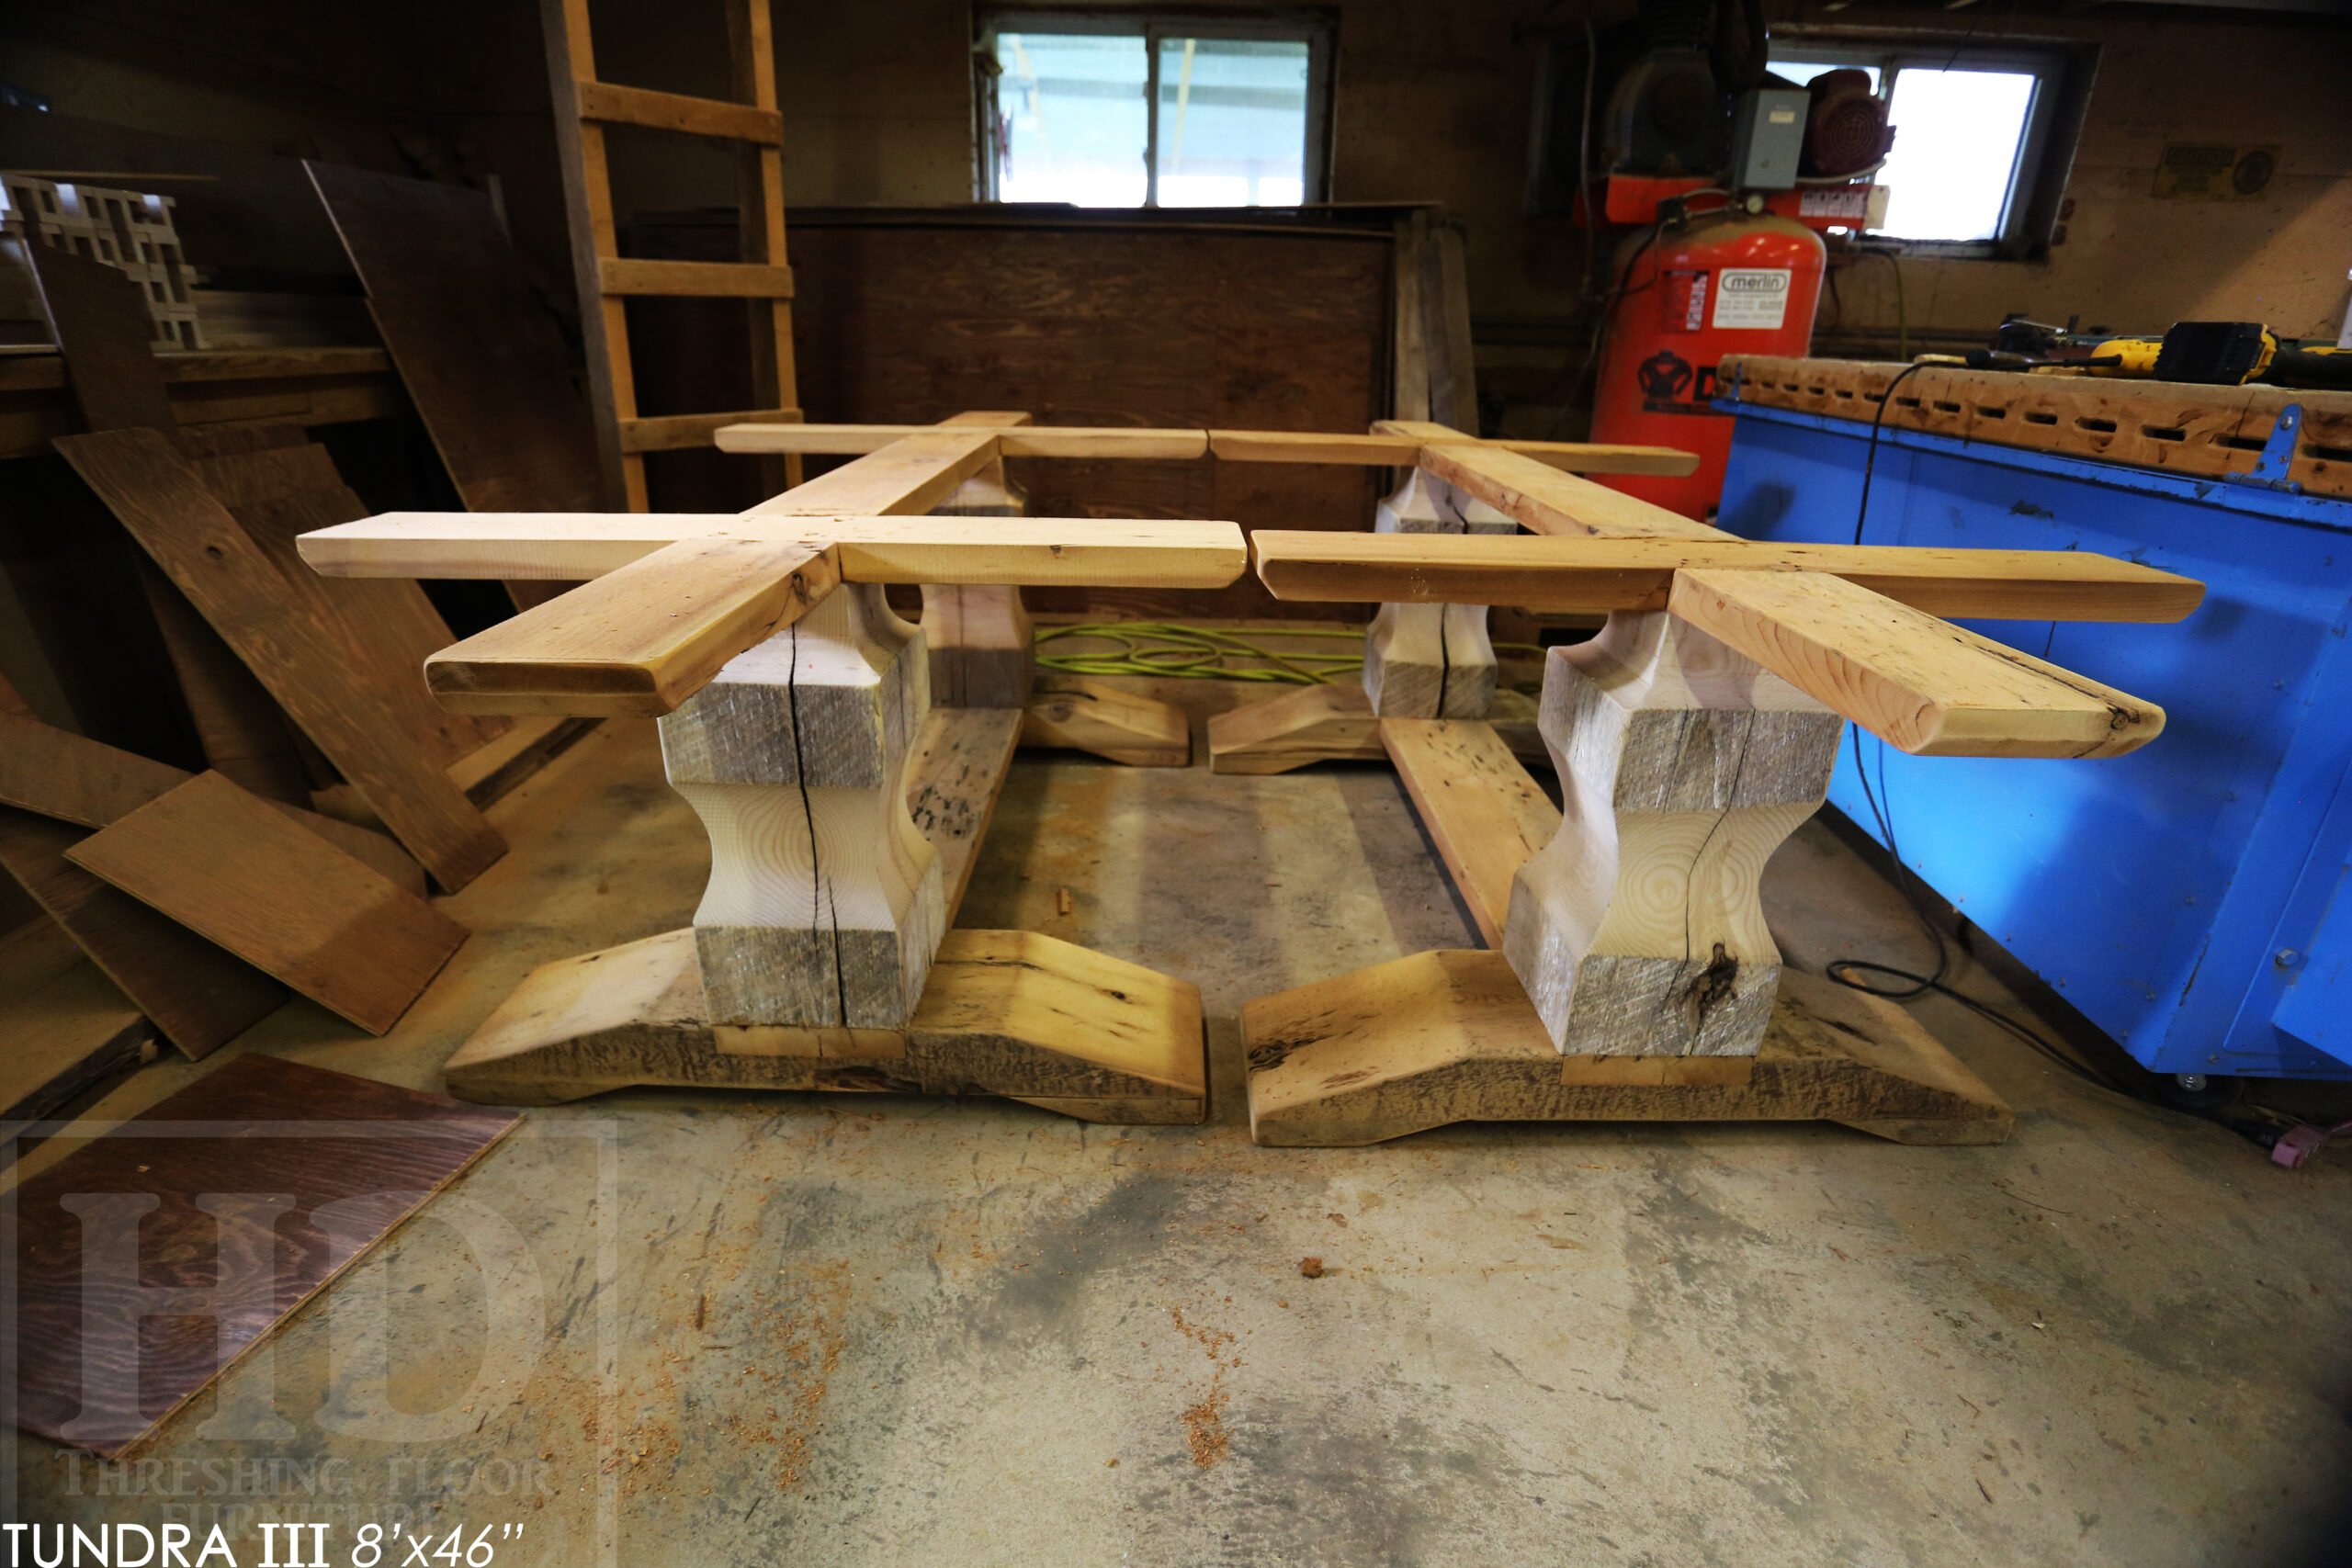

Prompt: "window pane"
[1877,69,2038,242]
[995,32,1148,206]
[1772,59,1883,94]
[1154,36,1310,207]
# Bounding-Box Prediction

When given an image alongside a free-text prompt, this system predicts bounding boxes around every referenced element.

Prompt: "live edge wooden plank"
[56,428,505,892]
[1669,568,2167,759]
[297,514,1251,589]
[1380,718,1560,948]
[598,258,796,298]
[574,79,783,143]
[66,772,468,1034]
[1249,531,2206,624]
[428,537,842,718]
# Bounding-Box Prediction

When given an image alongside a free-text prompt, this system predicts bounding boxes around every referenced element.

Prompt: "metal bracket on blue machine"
[2227,402,2305,495]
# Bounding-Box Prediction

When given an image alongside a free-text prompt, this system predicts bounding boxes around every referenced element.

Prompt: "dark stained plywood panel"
[66,772,468,1035]
[12,1054,517,1457]
[305,162,601,513]
[0,807,284,1058]
[628,214,1392,617]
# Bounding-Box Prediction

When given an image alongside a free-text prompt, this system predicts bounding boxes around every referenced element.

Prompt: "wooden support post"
[1503,611,1843,1058]
[660,583,943,1030]
[1363,469,1514,720]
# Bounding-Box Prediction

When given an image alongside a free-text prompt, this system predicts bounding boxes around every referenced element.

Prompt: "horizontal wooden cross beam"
[1250,532,2206,623]
[1249,529,2198,760]
[300,423,1248,718]
[714,421,1702,477]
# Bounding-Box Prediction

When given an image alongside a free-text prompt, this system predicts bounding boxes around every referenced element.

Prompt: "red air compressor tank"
[1588,210,1826,520]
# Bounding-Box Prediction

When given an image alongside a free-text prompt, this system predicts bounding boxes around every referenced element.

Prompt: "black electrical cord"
[1849,358,1928,546]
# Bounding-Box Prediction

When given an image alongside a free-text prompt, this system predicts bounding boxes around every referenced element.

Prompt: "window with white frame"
[1770,41,2082,254]
[978,14,1333,207]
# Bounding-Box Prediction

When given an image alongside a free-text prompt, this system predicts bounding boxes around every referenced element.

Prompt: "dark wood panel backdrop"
[625,211,1397,620]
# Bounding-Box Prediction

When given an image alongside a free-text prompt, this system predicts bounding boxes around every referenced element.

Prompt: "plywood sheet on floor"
[12,1053,515,1456]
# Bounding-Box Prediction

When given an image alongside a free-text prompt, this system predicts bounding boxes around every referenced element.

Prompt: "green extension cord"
[1035,623,1548,687]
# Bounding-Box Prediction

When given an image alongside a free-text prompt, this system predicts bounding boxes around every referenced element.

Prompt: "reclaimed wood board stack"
[0,211,560,1111]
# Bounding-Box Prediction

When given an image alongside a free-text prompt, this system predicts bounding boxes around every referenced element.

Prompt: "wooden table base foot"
[1021,674,1191,767]
[445,926,1206,1122]
[1242,950,2011,1147]
[1206,682,1382,775]
[1208,683,1548,776]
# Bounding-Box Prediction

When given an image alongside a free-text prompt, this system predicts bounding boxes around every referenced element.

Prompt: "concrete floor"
[16,681,2352,1567]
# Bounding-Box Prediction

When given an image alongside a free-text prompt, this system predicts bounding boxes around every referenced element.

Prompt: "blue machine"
[1715,398,2352,1084]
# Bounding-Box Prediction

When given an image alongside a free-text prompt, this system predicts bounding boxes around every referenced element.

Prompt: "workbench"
[1718,356,2352,1085]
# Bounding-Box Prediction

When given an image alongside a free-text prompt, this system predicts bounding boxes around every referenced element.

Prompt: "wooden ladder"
[540,0,802,511]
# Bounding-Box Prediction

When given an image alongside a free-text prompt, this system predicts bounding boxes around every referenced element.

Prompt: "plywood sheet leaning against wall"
[306,164,601,514]
[56,428,506,894]
[307,162,602,608]
[11,1054,516,1458]
[1235,464,2204,1143]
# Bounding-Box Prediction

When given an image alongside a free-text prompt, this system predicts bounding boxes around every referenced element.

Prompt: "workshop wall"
[5,0,2347,420]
